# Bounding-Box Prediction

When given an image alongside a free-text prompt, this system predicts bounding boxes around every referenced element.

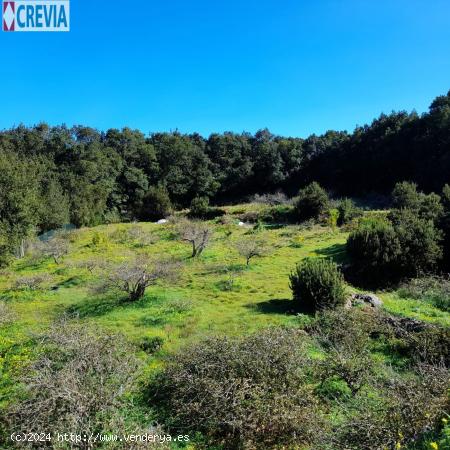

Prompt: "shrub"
[5,320,140,442]
[0,301,15,326]
[398,276,450,312]
[139,336,164,354]
[294,182,329,222]
[392,181,443,223]
[139,186,172,221]
[289,258,346,311]
[14,274,52,290]
[189,196,210,218]
[392,181,422,210]
[327,208,339,230]
[337,198,363,226]
[148,329,324,449]
[347,217,402,283]
[390,208,442,276]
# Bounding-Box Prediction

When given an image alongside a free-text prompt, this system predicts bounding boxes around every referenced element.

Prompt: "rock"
[350,293,383,308]
[238,221,245,226]
[156,219,168,224]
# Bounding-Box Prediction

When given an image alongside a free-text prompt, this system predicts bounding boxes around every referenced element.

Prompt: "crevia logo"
[3,0,70,32]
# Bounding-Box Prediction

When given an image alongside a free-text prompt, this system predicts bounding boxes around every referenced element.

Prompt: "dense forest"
[1,90,450,261]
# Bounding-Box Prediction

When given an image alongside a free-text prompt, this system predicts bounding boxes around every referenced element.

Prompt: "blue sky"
[1,0,450,137]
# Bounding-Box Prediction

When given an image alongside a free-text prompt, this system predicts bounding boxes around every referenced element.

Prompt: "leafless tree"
[104,256,180,301]
[34,234,69,264]
[176,220,213,257]
[14,273,52,290]
[235,238,268,266]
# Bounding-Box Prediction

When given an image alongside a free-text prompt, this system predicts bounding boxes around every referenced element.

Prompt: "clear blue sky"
[1,0,450,137]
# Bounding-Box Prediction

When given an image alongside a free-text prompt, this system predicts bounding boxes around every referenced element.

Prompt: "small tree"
[139,186,172,221]
[41,234,69,264]
[289,258,346,311]
[189,196,210,219]
[177,220,213,258]
[106,257,180,301]
[337,198,363,226]
[294,182,329,222]
[235,238,267,266]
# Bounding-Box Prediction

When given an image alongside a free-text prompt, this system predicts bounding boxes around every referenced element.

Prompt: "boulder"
[350,293,383,308]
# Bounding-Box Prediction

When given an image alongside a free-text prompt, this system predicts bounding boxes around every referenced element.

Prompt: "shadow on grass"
[315,243,348,264]
[66,293,162,319]
[247,298,313,316]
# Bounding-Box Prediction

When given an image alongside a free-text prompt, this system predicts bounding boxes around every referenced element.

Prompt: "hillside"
[1,203,449,449]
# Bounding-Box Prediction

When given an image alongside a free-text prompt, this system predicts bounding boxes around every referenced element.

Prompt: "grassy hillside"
[1,204,449,449]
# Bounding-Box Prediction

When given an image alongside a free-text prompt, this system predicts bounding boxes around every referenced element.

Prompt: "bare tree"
[34,233,69,264]
[104,256,180,301]
[235,238,268,266]
[177,220,213,258]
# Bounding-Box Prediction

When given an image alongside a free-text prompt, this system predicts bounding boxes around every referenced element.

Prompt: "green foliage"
[139,336,164,354]
[392,181,443,223]
[390,208,442,276]
[294,182,329,222]
[289,258,346,311]
[189,196,210,218]
[337,198,363,226]
[399,276,450,312]
[139,186,172,221]
[348,211,442,284]
[327,208,339,230]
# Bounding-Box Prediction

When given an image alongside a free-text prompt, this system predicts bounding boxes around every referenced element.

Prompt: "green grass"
[1,205,449,443]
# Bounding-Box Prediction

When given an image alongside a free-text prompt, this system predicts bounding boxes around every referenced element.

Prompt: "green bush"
[294,182,329,222]
[390,208,442,276]
[189,196,210,218]
[347,217,402,283]
[289,258,346,311]
[392,181,443,223]
[139,186,172,221]
[337,198,363,226]
[140,336,164,354]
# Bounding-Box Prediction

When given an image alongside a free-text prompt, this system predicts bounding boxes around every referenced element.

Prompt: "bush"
[398,276,450,312]
[347,217,402,284]
[289,258,346,311]
[390,208,442,276]
[139,336,164,354]
[392,181,443,223]
[294,182,329,222]
[139,186,172,221]
[337,198,363,226]
[189,196,210,218]
[5,320,140,443]
[148,329,323,449]
[14,274,52,290]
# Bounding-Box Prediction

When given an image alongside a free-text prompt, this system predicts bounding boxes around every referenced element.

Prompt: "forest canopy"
[0,90,449,251]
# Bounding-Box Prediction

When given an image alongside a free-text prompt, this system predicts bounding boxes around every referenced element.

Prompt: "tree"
[177,220,213,258]
[189,196,210,219]
[235,238,267,266]
[105,257,179,301]
[40,234,69,264]
[289,258,346,311]
[139,186,172,221]
[294,182,329,222]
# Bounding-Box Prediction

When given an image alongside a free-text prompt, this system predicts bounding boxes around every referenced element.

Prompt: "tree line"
[0,90,449,262]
